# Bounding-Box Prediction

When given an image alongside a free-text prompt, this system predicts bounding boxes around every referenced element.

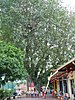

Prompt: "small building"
[29,82,34,91]
[16,83,27,92]
[50,58,75,100]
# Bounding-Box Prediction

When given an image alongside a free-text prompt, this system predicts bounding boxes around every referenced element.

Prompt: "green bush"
[0,89,13,100]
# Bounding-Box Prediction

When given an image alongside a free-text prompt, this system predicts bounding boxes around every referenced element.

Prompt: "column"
[62,79,64,94]
[68,79,72,99]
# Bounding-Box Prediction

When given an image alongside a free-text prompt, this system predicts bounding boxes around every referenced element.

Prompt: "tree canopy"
[0,41,27,84]
[0,0,75,86]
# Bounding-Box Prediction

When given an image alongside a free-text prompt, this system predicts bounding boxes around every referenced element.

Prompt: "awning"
[50,58,75,82]
[58,58,75,72]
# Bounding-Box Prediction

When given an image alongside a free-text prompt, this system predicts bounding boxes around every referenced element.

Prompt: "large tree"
[0,0,75,86]
[0,41,27,85]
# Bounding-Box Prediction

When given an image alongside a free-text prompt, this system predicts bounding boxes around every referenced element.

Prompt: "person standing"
[42,90,44,98]
[44,89,47,99]
[64,93,69,100]
[17,89,22,97]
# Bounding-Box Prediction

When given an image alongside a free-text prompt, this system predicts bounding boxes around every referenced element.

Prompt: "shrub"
[0,89,13,100]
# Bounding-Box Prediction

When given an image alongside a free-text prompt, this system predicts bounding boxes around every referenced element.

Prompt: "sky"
[62,0,75,12]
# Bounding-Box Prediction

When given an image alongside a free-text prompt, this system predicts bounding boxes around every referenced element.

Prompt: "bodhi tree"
[0,0,75,86]
[0,41,27,85]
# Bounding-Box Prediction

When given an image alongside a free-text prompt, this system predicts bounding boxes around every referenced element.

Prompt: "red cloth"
[52,91,54,96]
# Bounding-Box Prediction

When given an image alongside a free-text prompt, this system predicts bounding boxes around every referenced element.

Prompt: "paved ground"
[14,96,57,100]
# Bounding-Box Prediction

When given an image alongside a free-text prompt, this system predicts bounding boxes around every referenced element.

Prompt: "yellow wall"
[54,80,58,92]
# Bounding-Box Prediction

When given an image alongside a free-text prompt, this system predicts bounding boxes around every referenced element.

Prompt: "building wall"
[67,71,75,100]
[73,71,75,85]
[54,80,58,92]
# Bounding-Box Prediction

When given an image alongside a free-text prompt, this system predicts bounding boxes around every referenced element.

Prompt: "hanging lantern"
[55,77,57,80]
[66,69,68,73]
[56,74,59,77]
[70,67,73,70]
[70,71,73,74]
[62,72,64,76]
[69,71,73,77]
[66,74,68,77]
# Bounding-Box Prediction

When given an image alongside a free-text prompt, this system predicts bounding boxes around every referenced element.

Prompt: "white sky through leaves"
[62,0,75,11]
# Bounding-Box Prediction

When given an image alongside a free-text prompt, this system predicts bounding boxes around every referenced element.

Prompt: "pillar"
[68,78,72,99]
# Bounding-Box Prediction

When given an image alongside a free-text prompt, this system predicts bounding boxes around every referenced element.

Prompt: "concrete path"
[14,96,57,100]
